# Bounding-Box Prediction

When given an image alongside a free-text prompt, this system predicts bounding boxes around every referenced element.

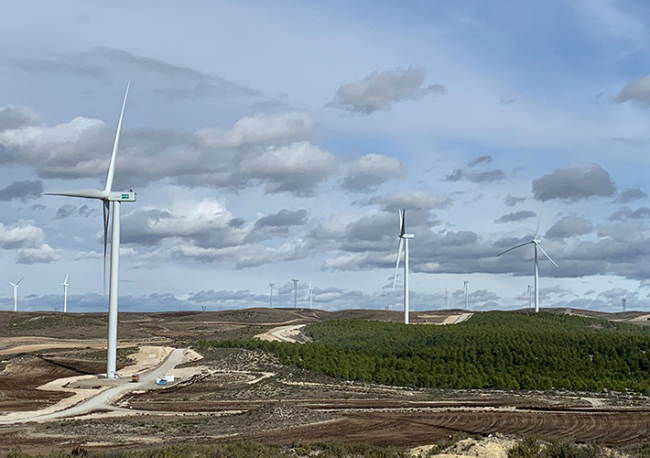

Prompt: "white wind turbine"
[496,215,557,313]
[8,278,23,312]
[292,279,299,308]
[392,209,414,324]
[308,282,313,309]
[463,280,469,310]
[62,274,69,313]
[444,285,449,310]
[269,282,274,308]
[46,84,136,379]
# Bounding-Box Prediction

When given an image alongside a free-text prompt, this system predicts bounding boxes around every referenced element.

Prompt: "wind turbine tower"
[308,282,313,309]
[463,281,469,311]
[392,209,414,324]
[622,297,626,312]
[445,286,449,310]
[8,278,23,312]
[269,282,275,308]
[527,285,532,310]
[496,213,557,313]
[46,84,135,379]
[62,274,69,313]
[292,279,299,308]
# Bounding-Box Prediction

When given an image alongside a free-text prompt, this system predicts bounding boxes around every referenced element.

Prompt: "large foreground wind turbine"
[8,278,23,312]
[496,216,557,313]
[62,274,69,313]
[46,84,136,379]
[392,209,414,324]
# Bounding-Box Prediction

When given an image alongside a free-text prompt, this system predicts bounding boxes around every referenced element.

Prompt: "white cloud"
[329,67,446,114]
[196,112,314,148]
[17,244,57,264]
[239,141,339,196]
[379,190,452,211]
[615,75,650,106]
[0,220,46,249]
[341,154,406,192]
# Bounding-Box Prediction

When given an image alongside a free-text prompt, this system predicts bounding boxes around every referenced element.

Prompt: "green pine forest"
[197,312,650,394]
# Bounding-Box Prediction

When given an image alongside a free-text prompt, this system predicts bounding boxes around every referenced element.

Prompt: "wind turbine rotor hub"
[108,192,136,202]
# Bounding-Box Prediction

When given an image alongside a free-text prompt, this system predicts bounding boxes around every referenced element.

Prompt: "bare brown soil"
[1,307,650,454]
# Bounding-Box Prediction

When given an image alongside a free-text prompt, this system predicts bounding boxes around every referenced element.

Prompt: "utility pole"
[292,279,299,308]
[463,281,469,311]
[269,283,275,308]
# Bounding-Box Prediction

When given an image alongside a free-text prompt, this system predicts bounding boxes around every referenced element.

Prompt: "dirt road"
[255,324,306,342]
[0,348,186,424]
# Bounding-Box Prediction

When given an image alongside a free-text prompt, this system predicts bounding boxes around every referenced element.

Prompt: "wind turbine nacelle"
[108,192,136,202]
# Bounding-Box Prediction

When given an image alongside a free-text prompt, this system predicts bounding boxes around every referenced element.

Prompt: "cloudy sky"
[2,0,650,313]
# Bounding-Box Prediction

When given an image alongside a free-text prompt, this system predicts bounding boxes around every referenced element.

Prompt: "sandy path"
[255,324,306,342]
[454,313,473,324]
[0,337,156,356]
[439,313,473,324]
[0,337,108,355]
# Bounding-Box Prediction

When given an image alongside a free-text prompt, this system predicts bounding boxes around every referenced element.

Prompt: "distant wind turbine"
[8,278,23,312]
[46,84,135,379]
[527,284,532,310]
[292,279,299,308]
[496,213,557,313]
[392,209,414,324]
[308,282,313,309]
[463,280,469,311]
[445,285,449,310]
[269,282,275,308]
[62,274,69,313]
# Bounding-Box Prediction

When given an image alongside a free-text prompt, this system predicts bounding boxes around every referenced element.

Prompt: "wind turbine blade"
[103,201,110,295]
[399,209,405,237]
[64,273,69,284]
[8,281,15,287]
[16,277,23,286]
[496,242,532,257]
[534,204,543,239]
[392,238,404,290]
[104,82,130,194]
[535,242,558,267]
[45,189,108,200]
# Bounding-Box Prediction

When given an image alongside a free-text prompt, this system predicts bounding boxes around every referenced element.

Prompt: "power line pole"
[292,279,299,308]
